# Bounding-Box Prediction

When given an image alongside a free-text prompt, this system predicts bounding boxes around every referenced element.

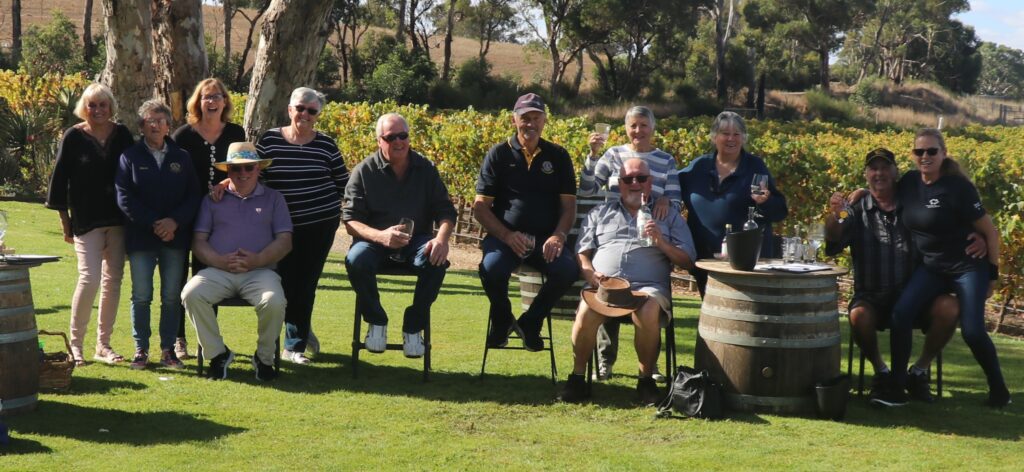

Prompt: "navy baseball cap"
[513,93,545,115]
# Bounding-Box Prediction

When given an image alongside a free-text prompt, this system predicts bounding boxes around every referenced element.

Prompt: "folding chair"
[587,315,678,391]
[480,265,558,384]
[847,321,943,397]
[195,296,281,376]
[351,266,431,381]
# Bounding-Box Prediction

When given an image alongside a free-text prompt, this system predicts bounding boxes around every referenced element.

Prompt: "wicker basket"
[38,330,75,392]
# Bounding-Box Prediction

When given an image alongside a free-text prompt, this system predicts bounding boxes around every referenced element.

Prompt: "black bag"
[656,366,724,420]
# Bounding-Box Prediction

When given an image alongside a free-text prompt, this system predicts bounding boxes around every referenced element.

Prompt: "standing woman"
[46,83,135,366]
[171,78,246,359]
[257,87,349,365]
[115,100,200,370]
[678,111,788,297]
[884,128,1009,408]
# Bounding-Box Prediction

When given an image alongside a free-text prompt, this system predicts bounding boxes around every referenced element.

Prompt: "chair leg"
[480,316,491,380]
[587,347,596,395]
[196,344,204,376]
[858,349,866,395]
[664,318,677,378]
[423,312,431,382]
[846,326,854,383]
[352,298,362,379]
[274,337,281,373]
[546,315,557,384]
[936,350,943,399]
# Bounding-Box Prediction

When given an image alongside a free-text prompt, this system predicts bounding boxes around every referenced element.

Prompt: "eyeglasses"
[292,104,320,116]
[87,102,109,109]
[380,132,409,143]
[619,175,650,185]
[201,93,224,102]
[145,117,168,126]
[227,164,257,173]
[912,147,940,157]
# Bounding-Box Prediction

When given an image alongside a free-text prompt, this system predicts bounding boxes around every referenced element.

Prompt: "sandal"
[71,346,87,367]
[93,345,125,364]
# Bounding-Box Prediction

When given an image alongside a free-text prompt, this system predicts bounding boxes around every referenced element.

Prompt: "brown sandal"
[93,345,125,364]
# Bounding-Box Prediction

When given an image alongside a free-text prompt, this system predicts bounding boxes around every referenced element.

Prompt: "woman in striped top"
[257,87,349,365]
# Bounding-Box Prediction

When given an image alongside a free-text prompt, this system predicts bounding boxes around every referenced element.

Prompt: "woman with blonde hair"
[46,83,135,365]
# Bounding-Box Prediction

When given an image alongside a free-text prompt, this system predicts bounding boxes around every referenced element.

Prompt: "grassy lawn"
[1,200,1021,470]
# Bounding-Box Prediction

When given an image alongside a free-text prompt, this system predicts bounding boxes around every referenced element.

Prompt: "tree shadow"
[0,436,53,455]
[835,391,1021,440]
[33,304,70,316]
[6,401,245,445]
[57,376,148,395]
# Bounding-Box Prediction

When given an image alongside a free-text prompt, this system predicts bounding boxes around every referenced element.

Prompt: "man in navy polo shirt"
[474,93,579,351]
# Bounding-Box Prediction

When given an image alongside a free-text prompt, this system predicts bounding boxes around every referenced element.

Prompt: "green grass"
[1,200,1021,470]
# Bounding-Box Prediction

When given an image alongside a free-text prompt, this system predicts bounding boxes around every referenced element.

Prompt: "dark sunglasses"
[292,104,320,116]
[380,132,409,143]
[912,147,940,157]
[228,164,257,173]
[620,175,650,185]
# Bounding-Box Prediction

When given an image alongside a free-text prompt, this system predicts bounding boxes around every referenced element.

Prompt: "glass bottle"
[720,223,732,258]
[636,194,653,247]
[743,206,758,231]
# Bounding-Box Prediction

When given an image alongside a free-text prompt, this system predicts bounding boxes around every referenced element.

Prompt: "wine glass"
[807,222,825,263]
[751,174,768,197]
[520,234,536,259]
[388,217,415,263]
[0,210,8,263]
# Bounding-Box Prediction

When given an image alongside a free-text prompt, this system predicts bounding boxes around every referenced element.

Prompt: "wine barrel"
[518,269,584,320]
[0,267,41,416]
[693,260,845,415]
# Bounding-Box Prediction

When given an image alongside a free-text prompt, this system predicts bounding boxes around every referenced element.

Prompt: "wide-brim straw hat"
[581,276,648,317]
[213,142,272,171]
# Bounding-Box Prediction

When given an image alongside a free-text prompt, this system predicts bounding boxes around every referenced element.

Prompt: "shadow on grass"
[60,376,148,395]
[318,270,485,296]
[6,401,245,445]
[33,304,70,316]
[836,391,1022,440]
[0,437,53,455]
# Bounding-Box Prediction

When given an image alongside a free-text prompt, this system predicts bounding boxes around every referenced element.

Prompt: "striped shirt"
[256,128,349,227]
[578,145,680,204]
[825,193,915,294]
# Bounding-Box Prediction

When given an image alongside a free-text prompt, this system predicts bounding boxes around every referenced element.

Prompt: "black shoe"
[906,369,934,403]
[557,374,590,403]
[986,387,1012,409]
[206,349,234,380]
[870,382,908,407]
[637,376,663,406]
[486,318,514,348]
[868,371,891,403]
[252,352,277,381]
[515,314,544,352]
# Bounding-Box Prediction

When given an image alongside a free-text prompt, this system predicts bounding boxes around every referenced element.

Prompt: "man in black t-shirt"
[474,93,579,351]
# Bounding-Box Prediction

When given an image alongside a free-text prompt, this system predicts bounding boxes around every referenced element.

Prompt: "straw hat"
[581,276,648,317]
[213,142,272,171]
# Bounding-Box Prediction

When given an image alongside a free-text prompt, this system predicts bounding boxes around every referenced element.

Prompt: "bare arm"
[424,219,454,266]
[577,249,605,288]
[644,220,694,270]
[192,232,230,271]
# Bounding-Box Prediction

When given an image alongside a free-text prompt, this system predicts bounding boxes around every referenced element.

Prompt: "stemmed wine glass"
[520,234,536,259]
[0,210,8,263]
[389,217,414,263]
[750,174,768,219]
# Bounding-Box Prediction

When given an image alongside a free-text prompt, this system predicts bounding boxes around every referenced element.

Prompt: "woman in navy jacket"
[115,100,200,370]
[678,111,788,296]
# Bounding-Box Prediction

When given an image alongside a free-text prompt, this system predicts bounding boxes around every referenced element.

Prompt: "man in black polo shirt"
[825,147,984,404]
[343,113,457,358]
[474,93,579,351]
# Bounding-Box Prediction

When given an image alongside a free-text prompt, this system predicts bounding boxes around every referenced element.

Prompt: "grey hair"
[624,106,656,129]
[289,87,325,109]
[709,111,747,144]
[74,83,118,121]
[620,157,650,175]
[375,113,409,137]
[136,99,172,127]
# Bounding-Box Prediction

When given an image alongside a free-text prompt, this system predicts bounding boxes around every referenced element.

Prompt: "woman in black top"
[887,128,1008,408]
[170,78,246,359]
[256,87,349,365]
[45,83,135,366]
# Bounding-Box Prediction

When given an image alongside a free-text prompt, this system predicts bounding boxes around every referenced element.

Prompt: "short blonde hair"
[185,78,233,126]
[73,83,118,121]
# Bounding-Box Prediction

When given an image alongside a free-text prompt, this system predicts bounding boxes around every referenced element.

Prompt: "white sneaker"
[592,364,613,382]
[307,330,320,355]
[652,366,667,383]
[282,349,311,365]
[365,324,387,353]
[403,332,425,358]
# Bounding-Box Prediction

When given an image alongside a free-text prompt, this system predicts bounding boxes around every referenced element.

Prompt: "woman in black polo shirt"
[887,128,1008,408]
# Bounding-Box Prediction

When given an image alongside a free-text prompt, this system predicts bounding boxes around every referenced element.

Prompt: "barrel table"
[694,259,847,415]
[0,263,44,416]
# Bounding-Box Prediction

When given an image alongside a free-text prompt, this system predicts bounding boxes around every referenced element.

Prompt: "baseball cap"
[513,93,545,115]
[864,147,896,167]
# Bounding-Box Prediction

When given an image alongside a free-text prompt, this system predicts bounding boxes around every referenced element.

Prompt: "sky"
[956,0,1024,50]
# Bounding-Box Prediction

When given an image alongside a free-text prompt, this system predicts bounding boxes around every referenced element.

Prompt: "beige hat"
[581,276,648,317]
[213,142,272,171]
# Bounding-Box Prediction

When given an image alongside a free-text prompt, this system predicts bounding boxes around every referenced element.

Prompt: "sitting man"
[474,92,579,351]
[182,142,293,381]
[559,158,696,405]
[825,147,983,405]
[343,113,456,357]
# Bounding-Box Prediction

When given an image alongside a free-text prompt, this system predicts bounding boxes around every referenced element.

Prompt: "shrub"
[850,76,886,107]
[804,90,863,123]
[19,11,88,77]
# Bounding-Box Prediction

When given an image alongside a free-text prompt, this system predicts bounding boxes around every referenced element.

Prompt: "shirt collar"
[227,182,265,199]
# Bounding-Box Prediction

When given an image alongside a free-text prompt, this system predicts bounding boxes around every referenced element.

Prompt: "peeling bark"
[99,0,155,128]
[153,0,210,126]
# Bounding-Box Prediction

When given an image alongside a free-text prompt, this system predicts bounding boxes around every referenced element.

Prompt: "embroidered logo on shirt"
[973,201,982,211]
[925,198,941,209]
[170,162,181,173]
[255,208,262,214]
[541,161,554,174]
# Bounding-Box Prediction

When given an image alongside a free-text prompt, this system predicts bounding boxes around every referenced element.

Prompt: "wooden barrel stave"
[0,267,40,416]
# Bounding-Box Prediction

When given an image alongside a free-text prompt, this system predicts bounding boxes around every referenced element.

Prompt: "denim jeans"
[890,265,1005,392]
[345,234,448,333]
[477,234,579,331]
[128,246,188,352]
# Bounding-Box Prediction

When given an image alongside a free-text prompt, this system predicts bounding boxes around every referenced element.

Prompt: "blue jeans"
[345,234,448,333]
[890,266,1005,392]
[478,234,579,331]
[128,247,187,352]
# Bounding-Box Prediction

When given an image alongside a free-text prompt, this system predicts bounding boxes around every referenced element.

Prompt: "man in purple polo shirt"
[182,142,293,381]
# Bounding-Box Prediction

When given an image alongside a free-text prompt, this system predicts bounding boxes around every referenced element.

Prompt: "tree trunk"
[756,72,765,119]
[571,51,584,96]
[11,0,22,66]
[244,0,333,140]
[153,0,209,127]
[441,0,456,82]
[83,0,95,66]
[818,47,830,91]
[233,5,269,89]
[99,0,154,128]
[714,0,734,103]
[224,0,234,69]
[396,0,407,44]
[548,34,561,101]
[745,48,756,109]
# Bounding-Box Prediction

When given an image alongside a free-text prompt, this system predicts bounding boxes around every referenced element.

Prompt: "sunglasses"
[227,164,257,173]
[201,93,224,102]
[292,104,320,116]
[912,147,940,157]
[619,175,650,185]
[380,132,409,143]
